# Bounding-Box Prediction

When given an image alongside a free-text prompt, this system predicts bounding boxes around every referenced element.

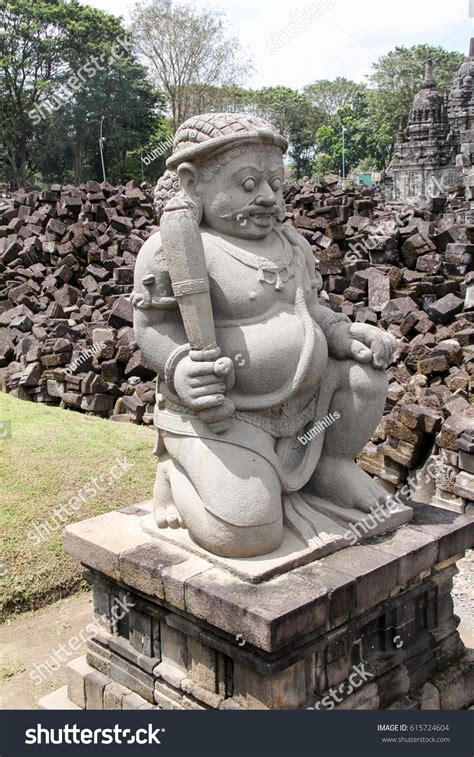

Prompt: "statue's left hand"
[327,322,396,370]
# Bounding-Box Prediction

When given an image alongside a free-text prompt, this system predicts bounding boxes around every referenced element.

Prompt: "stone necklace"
[203,227,294,292]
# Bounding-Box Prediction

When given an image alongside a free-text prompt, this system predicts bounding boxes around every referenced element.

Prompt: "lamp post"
[341,125,346,182]
[99,116,107,183]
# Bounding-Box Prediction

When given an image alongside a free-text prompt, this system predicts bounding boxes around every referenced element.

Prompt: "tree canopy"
[304,77,365,117]
[0,1,468,187]
[0,0,165,187]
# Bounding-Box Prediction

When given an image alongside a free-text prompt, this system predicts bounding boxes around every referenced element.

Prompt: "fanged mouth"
[220,206,282,222]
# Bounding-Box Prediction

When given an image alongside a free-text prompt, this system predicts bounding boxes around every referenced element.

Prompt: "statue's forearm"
[312,302,351,339]
[134,310,187,378]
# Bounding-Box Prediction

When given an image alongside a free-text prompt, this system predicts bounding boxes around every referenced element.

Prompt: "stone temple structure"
[449,39,474,215]
[385,40,474,218]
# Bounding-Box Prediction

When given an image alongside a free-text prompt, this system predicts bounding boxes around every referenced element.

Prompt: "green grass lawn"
[0,393,156,620]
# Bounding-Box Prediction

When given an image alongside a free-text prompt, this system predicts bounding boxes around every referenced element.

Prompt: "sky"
[80,0,474,89]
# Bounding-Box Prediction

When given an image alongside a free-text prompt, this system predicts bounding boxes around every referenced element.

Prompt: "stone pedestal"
[40,502,473,711]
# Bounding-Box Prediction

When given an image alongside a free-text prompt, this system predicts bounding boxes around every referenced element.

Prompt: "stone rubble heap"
[0,177,473,509]
[284,176,473,512]
[0,181,158,425]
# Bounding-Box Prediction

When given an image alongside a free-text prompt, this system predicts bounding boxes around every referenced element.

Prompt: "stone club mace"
[160,194,235,433]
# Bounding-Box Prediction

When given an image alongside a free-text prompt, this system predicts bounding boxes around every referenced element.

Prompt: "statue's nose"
[254,192,276,207]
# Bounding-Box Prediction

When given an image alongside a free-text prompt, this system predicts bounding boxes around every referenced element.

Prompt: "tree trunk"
[73,136,84,185]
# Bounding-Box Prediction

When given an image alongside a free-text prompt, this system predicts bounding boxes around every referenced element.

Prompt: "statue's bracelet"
[164,343,190,395]
[326,314,351,337]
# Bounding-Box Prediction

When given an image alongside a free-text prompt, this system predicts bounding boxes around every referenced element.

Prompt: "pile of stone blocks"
[0,181,158,423]
[284,180,474,511]
[1,179,473,504]
[39,500,473,711]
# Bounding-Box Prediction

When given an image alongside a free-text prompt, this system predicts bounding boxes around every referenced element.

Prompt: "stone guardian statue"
[132,113,399,560]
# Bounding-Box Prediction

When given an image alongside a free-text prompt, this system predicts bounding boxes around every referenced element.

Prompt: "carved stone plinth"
[40,502,473,711]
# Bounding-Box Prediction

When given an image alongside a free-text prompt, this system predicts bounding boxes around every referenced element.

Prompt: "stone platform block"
[56,500,474,710]
[140,499,413,583]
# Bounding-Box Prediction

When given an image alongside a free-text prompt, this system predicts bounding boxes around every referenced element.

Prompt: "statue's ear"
[177,162,198,199]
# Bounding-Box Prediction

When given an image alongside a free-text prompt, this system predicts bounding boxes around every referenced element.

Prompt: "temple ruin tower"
[384,59,458,205]
[448,38,474,217]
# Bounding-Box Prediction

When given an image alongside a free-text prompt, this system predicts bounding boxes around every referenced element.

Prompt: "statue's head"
[161,113,288,240]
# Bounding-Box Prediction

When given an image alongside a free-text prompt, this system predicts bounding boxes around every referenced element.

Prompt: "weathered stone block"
[66,656,92,708]
[84,669,109,710]
[233,659,307,710]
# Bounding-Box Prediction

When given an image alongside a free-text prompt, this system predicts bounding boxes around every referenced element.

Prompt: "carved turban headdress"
[154,112,288,221]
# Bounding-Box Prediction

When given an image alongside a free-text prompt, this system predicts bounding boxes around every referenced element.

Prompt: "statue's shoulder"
[133,230,169,290]
[136,229,163,260]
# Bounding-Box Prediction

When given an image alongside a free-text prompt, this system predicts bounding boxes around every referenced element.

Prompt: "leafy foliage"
[0,2,468,186]
[131,0,251,128]
[312,152,335,180]
[247,87,324,178]
[0,0,164,187]
[304,77,365,117]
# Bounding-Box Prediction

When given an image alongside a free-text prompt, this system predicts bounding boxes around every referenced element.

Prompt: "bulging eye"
[270,177,282,191]
[242,177,256,192]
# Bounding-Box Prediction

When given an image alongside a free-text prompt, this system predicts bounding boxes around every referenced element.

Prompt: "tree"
[171,84,253,121]
[31,57,164,185]
[1,0,119,186]
[246,87,324,178]
[312,153,335,180]
[131,0,251,128]
[118,117,173,185]
[354,156,378,174]
[366,45,464,168]
[314,94,371,176]
[304,77,365,118]
[0,0,164,187]
[1,0,70,187]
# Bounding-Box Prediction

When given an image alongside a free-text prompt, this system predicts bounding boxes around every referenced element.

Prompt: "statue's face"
[197,145,285,240]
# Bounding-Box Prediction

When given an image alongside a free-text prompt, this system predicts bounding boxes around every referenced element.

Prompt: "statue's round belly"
[216,311,328,397]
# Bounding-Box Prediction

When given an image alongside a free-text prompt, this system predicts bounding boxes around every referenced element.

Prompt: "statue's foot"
[306,457,389,514]
[154,501,183,529]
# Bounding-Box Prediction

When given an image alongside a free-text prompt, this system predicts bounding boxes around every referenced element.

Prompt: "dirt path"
[0,591,92,710]
[0,554,472,710]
